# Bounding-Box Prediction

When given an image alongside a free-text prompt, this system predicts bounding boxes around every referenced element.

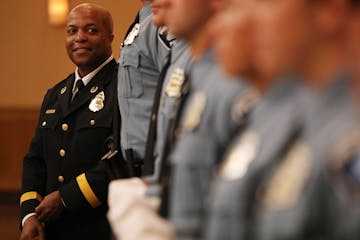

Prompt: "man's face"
[65,6,113,73]
[211,0,254,77]
[348,6,360,85]
[151,0,167,26]
[251,0,313,78]
[163,0,214,39]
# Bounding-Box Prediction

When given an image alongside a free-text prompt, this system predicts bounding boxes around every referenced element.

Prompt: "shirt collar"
[73,56,114,93]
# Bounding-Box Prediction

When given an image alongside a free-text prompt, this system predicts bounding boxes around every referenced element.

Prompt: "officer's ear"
[109,33,114,43]
[310,0,351,37]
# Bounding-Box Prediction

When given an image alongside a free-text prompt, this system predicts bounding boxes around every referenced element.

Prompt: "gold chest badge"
[89,91,105,112]
[261,140,311,210]
[165,68,185,98]
[182,91,206,132]
[219,131,260,180]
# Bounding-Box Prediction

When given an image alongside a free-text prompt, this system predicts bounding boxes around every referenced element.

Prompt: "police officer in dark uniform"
[20,4,121,240]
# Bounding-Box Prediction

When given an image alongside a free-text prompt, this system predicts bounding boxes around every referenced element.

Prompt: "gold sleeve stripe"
[20,191,43,205]
[76,173,101,208]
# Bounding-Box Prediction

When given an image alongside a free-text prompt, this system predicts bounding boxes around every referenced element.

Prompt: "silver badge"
[182,91,206,132]
[165,68,185,98]
[89,91,105,112]
[219,131,260,180]
[123,23,140,46]
[90,86,98,93]
[60,86,67,95]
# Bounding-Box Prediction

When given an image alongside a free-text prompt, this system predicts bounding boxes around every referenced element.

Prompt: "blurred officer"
[302,1,360,239]
[20,3,119,240]
[107,0,192,238]
[118,0,175,176]
[161,0,254,239]
[204,0,317,239]
[248,1,360,240]
[108,0,253,239]
[205,0,360,240]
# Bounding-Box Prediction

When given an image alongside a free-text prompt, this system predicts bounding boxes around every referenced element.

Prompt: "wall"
[0,0,143,191]
[0,0,142,108]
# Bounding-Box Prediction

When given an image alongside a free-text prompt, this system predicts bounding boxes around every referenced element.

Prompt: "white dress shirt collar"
[73,56,114,94]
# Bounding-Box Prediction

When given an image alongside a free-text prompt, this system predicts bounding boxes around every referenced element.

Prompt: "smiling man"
[20,3,121,240]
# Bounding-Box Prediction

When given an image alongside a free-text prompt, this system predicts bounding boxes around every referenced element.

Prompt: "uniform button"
[90,120,95,126]
[59,149,66,157]
[152,114,156,121]
[62,123,69,131]
[58,175,64,183]
[42,121,47,127]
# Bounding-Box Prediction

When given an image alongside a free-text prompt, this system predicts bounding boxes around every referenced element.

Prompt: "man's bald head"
[66,3,114,76]
[69,3,113,36]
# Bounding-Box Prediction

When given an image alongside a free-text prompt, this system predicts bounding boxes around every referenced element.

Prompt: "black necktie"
[143,51,172,175]
[72,79,85,102]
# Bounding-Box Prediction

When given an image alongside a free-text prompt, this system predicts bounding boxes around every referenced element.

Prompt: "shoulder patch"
[182,91,206,132]
[328,130,360,202]
[261,140,311,210]
[123,23,140,46]
[219,131,260,180]
[158,26,176,50]
[231,88,259,124]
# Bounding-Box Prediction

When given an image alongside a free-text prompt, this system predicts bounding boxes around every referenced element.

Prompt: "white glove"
[107,178,175,240]
[108,177,147,223]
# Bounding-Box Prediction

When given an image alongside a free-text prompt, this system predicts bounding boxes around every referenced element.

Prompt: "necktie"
[72,79,85,102]
[143,51,172,175]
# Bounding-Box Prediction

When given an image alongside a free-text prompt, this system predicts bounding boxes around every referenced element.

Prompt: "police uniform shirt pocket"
[73,114,113,158]
[118,47,144,98]
[39,110,59,130]
[76,114,112,131]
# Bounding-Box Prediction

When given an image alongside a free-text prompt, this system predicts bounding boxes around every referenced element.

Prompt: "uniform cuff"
[60,173,102,210]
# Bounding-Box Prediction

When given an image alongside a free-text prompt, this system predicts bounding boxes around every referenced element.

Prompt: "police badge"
[182,91,206,132]
[219,131,260,180]
[261,140,311,210]
[165,68,185,98]
[123,23,140,46]
[89,91,105,112]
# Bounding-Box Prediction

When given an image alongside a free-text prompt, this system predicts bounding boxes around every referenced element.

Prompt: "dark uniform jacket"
[20,59,118,240]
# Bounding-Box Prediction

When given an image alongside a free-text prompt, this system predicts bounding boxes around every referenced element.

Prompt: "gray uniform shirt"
[118,3,171,160]
[205,79,311,240]
[168,50,251,239]
[302,76,360,240]
[150,40,193,181]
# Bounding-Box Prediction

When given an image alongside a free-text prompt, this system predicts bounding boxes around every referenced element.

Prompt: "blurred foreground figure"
[108,0,253,239]
[206,0,360,239]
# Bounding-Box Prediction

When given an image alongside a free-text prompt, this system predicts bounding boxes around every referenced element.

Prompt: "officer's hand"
[20,215,45,240]
[107,178,147,224]
[113,197,175,240]
[35,191,64,223]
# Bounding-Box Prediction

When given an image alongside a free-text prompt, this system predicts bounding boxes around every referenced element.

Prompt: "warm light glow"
[48,0,69,26]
